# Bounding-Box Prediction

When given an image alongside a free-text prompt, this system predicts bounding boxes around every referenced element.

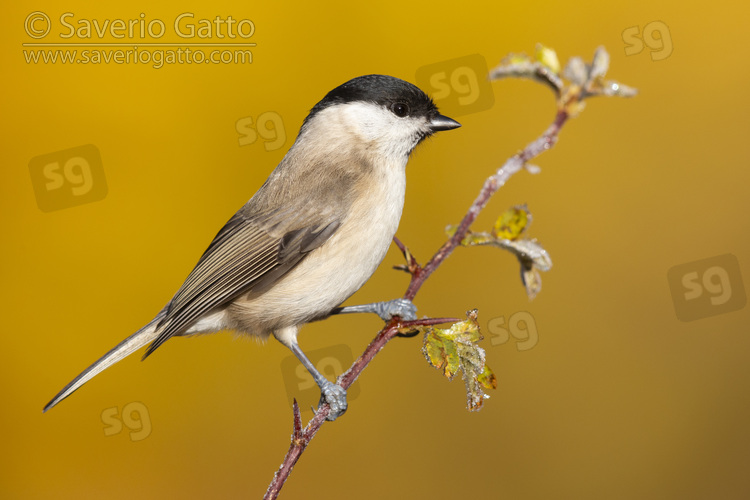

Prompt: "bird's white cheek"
[337,103,423,160]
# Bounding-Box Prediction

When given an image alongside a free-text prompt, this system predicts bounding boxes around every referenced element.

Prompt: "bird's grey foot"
[372,298,417,321]
[333,298,417,321]
[318,380,347,421]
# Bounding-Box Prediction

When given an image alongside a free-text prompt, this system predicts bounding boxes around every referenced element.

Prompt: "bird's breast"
[228,160,408,334]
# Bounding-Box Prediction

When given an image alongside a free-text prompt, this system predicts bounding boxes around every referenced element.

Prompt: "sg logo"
[622,21,673,61]
[280,344,360,413]
[28,144,107,212]
[668,254,746,321]
[415,54,494,117]
[236,111,286,151]
[101,401,152,442]
[487,311,538,351]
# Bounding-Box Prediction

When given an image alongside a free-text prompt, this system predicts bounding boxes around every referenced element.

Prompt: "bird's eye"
[390,102,410,117]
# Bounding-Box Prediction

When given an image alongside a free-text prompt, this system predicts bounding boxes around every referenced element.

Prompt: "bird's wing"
[142,207,340,358]
[43,208,340,412]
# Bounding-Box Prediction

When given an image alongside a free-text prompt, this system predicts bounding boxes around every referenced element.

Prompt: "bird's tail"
[43,308,167,412]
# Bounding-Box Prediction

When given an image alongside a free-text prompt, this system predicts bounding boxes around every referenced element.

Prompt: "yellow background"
[3,1,749,498]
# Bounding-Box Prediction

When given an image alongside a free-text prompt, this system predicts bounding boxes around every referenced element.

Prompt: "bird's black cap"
[304,74,447,126]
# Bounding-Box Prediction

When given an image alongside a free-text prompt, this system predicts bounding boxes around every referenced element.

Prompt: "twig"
[404,107,569,300]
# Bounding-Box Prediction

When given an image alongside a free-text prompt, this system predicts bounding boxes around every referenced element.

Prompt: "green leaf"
[492,205,531,240]
[562,56,587,85]
[498,238,553,300]
[423,327,461,378]
[447,206,552,299]
[535,44,561,74]
[445,225,492,246]
[520,258,544,300]
[421,310,496,411]
[490,51,563,93]
[589,45,609,81]
[478,365,498,390]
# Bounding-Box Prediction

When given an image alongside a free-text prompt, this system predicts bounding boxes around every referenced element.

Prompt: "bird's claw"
[318,381,347,421]
[374,298,417,322]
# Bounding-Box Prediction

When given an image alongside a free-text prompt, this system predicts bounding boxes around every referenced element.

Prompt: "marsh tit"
[43,74,460,420]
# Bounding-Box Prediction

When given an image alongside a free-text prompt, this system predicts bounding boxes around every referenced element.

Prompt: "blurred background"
[3,1,749,498]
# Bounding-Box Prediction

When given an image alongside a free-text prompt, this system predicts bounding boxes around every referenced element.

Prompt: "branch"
[264,317,456,500]
[263,45,635,499]
[404,107,569,301]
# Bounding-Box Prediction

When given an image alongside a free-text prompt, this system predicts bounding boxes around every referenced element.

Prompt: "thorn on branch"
[292,400,302,445]
[393,235,422,275]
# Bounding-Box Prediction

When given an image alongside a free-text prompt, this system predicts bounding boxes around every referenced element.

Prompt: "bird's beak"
[428,114,461,132]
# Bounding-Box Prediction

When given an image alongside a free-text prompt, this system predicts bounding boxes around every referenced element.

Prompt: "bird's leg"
[331,298,417,322]
[287,341,347,421]
[273,327,347,421]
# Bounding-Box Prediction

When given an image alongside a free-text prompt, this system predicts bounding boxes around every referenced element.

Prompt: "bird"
[43,74,461,420]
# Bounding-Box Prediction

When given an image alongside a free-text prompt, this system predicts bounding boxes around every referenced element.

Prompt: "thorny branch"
[264,45,636,499]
